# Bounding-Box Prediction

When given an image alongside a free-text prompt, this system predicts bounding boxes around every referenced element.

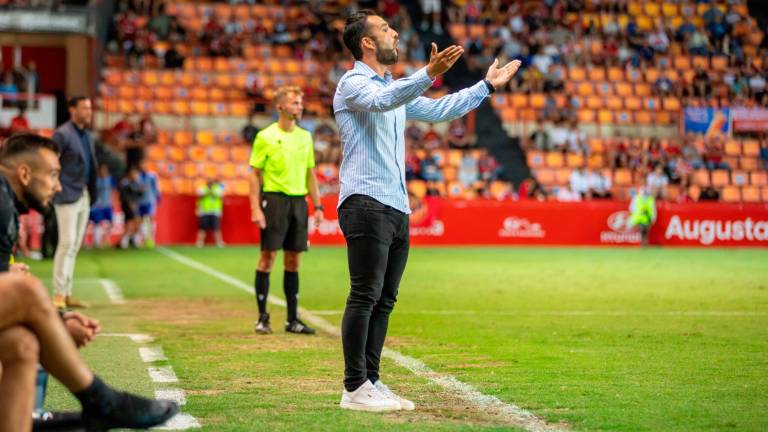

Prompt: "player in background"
[89,164,115,248]
[195,180,225,248]
[138,162,160,248]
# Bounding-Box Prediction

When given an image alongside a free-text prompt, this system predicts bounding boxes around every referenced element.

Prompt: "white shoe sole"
[339,401,401,412]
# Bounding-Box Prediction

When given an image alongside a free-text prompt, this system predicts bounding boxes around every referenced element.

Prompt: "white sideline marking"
[155,389,187,406]
[140,346,168,362]
[153,413,201,430]
[100,333,155,343]
[157,247,562,431]
[98,278,126,304]
[148,366,179,383]
[310,310,767,317]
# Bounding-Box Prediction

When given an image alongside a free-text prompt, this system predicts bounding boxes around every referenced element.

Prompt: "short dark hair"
[343,9,377,61]
[0,133,59,162]
[68,96,89,108]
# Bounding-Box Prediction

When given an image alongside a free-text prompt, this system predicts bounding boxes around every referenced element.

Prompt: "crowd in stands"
[93,0,768,204]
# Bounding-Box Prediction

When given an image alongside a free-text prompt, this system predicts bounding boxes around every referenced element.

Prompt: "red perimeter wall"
[156,195,768,247]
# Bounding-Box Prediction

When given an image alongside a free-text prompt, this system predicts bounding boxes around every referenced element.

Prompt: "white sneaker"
[374,380,415,411]
[339,380,401,412]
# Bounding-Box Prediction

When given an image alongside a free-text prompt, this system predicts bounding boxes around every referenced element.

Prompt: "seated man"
[0,273,178,431]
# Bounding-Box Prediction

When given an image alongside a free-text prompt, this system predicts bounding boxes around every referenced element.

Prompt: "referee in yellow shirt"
[249,86,324,335]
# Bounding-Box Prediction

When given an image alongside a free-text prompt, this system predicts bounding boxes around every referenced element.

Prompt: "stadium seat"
[742,186,761,202]
[147,145,165,161]
[182,162,200,178]
[409,180,427,198]
[555,168,571,185]
[731,171,749,186]
[566,153,584,168]
[740,157,758,171]
[742,140,760,157]
[489,181,510,199]
[751,171,767,186]
[220,163,238,179]
[210,146,228,163]
[587,154,604,169]
[168,147,185,162]
[577,109,596,123]
[711,170,730,187]
[693,170,711,186]
[447,181,465,198]
[527,151,544,168]
[720,186,740,202]
[443,166,457,182]
[614,169,632,186]
[536,168,556,186]
[546,152,564,168]
[724,140,742,156]
[188,146,207,162]
[173,131,193,147]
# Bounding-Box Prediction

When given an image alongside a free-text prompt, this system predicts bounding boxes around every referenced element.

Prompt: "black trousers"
[338,195,410,391]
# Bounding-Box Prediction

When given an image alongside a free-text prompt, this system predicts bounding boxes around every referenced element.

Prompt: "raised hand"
[485,58,522,90]
[426,43,464,79]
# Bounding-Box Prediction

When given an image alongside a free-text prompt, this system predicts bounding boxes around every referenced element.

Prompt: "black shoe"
[254,312,272,334]
[285,318,316,335]
[33,411,84,431]
[82,392,178,431]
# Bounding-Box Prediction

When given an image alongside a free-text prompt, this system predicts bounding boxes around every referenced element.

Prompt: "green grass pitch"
[31,246,768,431]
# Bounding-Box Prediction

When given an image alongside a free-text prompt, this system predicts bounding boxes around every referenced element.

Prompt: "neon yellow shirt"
[249,123,315,196]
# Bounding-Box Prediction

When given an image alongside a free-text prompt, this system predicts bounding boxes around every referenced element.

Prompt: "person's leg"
[340,205,393,392]
[283,251,300,322]
[53,200,79,302]
[365,212,410,385]
[65,192,91,305]
[255,250,277,315]
[0,325,40,432]
[0,274,92,391]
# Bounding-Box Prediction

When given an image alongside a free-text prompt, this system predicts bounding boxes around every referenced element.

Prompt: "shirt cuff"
[414,67,436,88]
[472,80,491,98]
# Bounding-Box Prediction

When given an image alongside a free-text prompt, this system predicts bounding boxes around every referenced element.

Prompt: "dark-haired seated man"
[0,133,178,431]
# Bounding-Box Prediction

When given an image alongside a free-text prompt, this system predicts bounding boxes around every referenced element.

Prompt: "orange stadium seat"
[527,151,544,168]
[210,146,228,163]
[663,97,681,111]
[634,111,653,124]
[614,169,632,186]
[742,140,760,157]
[586,96,603,109]
[530,93,546,109]
[546,152,564,168]
[181,162,200,178]
[634,83,651,97]
[173,131,193,147]
[569,67,586,81]
[721,186,740,202]
[588,138,604,153]
[742,186,761,202]
[554,168,571,185]
[147,145,165,161]
[588,154,604,169]
[536,168,556,186]
[624,97,642,110]
[597,110,613,123]
[446,181,465,198]
[711,170,730,187]
[740,157,758,171]
[566,153,584,168]
[693,169,710,186]
[195,131,215,146]
[724,140,742,156]
[607,67,624,82]
[731,171,749,186]
[168,147,185,162]
[578,109,596,123]
[409,180,427,198]
[172,101,190,116]
[751,171,767,186]
[606,96,623,110]
[220,163,238,179]
[511,94,528,108]
[615,82,632,97]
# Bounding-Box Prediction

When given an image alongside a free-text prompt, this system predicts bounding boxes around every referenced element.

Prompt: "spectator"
[682,139,704,169]
[446,118,472,149]
[419,0,443,35]
[645,164,669,199]
[89,164,115,248]
[569,165,590,198]
[478,148,501,183]
[148,3,171,40]
[420,150,443,184]
[0,71,18,94]
[703,138,729,170]
[458,152,479,187]
[699,185,720,201]
[9,106,30,133]
[518,176,548,201]
[565,120,588,155]
[242,114,259,144]
[18,61,39,93]
[556,185,582,201]
[550,120,569,152]
[163,43,185,69]
[588,169,612,199]
[118,165,143,249]
[760,141,768,170]
[422,125,442,150]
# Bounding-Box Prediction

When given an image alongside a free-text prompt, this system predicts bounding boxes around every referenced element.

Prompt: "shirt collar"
[354,61,392,82]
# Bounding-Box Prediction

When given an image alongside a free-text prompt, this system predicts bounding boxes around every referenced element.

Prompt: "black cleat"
[285,319,316,335]
[254,312,272,334]
[81,392,178,431]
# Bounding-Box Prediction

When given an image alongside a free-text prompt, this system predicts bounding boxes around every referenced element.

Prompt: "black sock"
[284,271,299,322]
[255,271,270,314]
[74,376,116,413]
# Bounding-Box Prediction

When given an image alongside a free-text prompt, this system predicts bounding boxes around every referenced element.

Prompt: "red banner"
[732,107,768,132]
[155,195,768,247]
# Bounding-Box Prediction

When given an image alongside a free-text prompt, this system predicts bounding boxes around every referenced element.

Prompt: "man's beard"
[23,188,49,213]
[375,40,398,65]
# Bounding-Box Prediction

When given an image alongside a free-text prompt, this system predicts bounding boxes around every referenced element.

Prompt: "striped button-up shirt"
[333,61,490,214]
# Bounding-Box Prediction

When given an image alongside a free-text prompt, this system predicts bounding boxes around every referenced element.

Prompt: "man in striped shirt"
[334,9,521,412]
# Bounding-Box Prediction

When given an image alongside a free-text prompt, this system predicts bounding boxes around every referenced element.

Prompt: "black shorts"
[260,192,308,252]
[199,214,220,231]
